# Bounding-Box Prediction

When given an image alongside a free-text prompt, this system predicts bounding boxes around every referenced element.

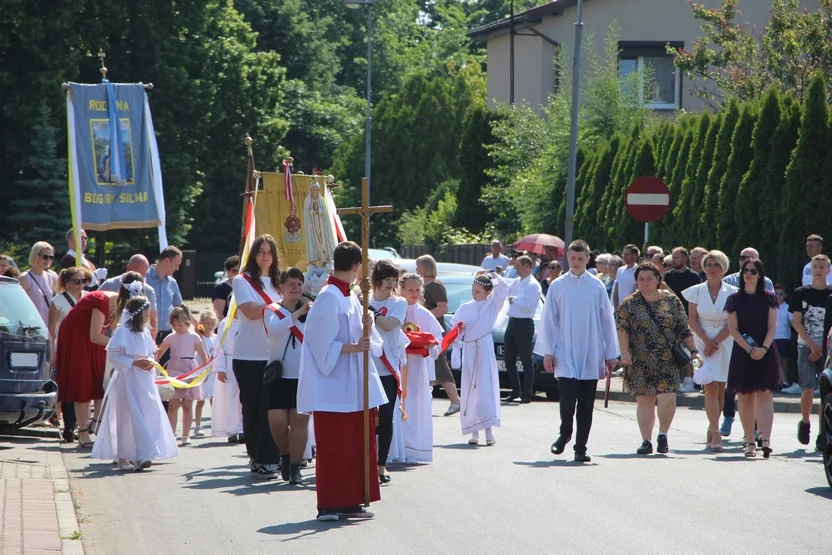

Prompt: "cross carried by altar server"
[338,178,393,506]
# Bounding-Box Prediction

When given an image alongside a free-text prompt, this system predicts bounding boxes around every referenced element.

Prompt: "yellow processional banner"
[255,172,342,272]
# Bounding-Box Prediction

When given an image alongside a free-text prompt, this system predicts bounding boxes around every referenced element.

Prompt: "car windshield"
[442,280,544,317]
[0,284,49,338]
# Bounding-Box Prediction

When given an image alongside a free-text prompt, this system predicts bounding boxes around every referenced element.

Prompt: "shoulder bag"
[642,294,691,368]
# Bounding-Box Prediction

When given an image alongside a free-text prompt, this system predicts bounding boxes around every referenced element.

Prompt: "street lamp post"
[563,0,584,251]
[345,0,375,205]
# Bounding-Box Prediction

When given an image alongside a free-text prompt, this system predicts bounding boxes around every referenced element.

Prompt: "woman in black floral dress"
[616,264,702,455]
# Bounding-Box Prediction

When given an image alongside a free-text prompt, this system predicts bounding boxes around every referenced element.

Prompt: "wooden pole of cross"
[337,177,393,507]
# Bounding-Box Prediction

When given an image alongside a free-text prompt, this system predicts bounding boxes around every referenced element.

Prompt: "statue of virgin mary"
[303,180,338,268]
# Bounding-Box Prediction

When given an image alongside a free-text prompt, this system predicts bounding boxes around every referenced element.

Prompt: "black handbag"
[642,295,692,368]
[262,336,292,387]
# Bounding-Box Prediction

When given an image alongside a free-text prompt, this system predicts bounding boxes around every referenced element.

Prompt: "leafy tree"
[557,148,593,237]
[658,123,695,244]
[455,105,500,233]
[577,137,620,247]
[674,113,712,246]
[8,101,71,249]
[734,88,782,255]
[759,97,801,274]
[716,106,756,252]
[779,72,831,286]
[700,100,740,247]
[616,138,656,246]
[673,0,832,108]
[656,126,682,182]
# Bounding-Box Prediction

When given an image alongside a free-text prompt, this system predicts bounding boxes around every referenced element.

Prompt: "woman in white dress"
[451,272,509,445]
[682,250,737,452]
[93,296,179,470]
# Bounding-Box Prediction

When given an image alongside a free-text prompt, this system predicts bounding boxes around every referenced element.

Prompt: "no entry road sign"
[625,176,670,223]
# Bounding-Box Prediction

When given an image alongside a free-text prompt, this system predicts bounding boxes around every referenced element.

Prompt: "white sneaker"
[678,378,695,393]
[612,368,624,377]
[781,383,802,395]
[181,436,191,446]
[193,426,205,437]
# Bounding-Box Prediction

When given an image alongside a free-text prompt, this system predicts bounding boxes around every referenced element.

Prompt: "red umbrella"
[512,234,565,256]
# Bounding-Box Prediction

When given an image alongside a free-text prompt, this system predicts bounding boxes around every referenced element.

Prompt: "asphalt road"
[58,399,830,555]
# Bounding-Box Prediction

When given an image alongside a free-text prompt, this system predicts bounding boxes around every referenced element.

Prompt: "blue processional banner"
[66,82,167,246]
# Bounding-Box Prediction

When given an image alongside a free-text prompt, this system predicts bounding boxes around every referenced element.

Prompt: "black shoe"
[519,396,532,404]
[237,434,245,444]
[816,434,825,453]
[551,435,571,455]
[280,455,291,481]
[656,435,669,454]
[797,420,810,445]
[62,428,75,443]
[379,472,392,484]
[336,505,375,519]
[250,463,277,480]
[317,509,339,522]
[574,452,591,463]
[289,465,303,485]
[502,393,520,402]
[637,440,653,455]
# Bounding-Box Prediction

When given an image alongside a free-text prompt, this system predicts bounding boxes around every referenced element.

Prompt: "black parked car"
[820,368,832,487]
[437,274,558,401]
[0,276,57,430]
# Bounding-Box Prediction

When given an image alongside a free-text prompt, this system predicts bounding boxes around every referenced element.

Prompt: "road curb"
[47,447,85,555]
[595,390,817,414]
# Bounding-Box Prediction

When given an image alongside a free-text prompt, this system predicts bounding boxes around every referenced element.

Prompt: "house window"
[618,42,682,110]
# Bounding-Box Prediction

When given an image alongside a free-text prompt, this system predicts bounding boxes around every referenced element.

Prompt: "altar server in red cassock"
[297,241,387,521]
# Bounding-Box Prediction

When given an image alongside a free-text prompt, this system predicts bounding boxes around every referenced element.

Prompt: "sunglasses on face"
[71,278,90,285]
[40,253,55,261]
[741,268,758,276]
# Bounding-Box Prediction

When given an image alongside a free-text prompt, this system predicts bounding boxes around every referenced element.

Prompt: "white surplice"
[93,326,179,462]
[451,275,509,435]
[682,281,737,382]
[211,318,244,437]
[401,302,443,462]
[297,284,387,413]
[534,271,620,380]
[370,295,409,464]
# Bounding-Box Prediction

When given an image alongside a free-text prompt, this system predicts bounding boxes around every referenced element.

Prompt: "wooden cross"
[337,177,393,507]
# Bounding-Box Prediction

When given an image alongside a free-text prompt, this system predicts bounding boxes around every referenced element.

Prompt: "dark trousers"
[233,359,281,465]
[723,389,736,419]
[376,375,398,466]
[62,402,77,432]
[557,377,598,453]
[505,318,535,397]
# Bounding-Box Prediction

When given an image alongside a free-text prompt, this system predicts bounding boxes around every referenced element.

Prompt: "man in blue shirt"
[145,246,184,345]
[99,254,158,338]
[723,247,774,292]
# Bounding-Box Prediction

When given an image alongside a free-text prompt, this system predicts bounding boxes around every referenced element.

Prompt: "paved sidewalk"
[0,432,85,555]
[596,375,817,414]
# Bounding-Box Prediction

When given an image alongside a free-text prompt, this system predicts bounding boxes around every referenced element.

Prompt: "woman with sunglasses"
[725,258,779,458]
[48,267,94,352]
[19,241,59,326]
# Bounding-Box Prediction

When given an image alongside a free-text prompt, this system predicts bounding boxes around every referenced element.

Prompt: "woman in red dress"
[56,290,117,447]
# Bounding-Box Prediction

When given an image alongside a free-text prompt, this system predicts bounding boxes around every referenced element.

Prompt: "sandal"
[88,418,101,434]
[709,429,723,453]
[48,414,61,428]
[761,439,772,459]
[77,427,94,449]
[744,442,756,458]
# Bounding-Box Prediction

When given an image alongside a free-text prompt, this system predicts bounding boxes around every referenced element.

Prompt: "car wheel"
[823,392,832,488]
[544,388,559,402]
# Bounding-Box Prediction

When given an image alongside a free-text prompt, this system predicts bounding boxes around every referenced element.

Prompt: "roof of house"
[468,0,581,40]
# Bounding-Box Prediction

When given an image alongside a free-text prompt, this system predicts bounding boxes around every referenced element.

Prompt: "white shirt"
[369,295,408,377]
[506,274,542,319]
[775,303,793,341]
[481,254,510,271]
[231,273,282,361]
[534,271,619,380]
[265,304,306,379]
[614,264,637,305]
[801,261,832,286]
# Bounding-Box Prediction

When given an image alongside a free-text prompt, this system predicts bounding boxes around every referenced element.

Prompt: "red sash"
[241,273,275,305]
[440,323,463,354]
[262,303,305,343]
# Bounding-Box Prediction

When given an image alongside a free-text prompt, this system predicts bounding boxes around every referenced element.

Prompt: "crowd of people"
[3,228,827,523]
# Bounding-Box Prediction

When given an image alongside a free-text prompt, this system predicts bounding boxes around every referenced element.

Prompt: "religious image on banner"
[91,119,134,185]
[66,82,167,247]
[255,171,344,274]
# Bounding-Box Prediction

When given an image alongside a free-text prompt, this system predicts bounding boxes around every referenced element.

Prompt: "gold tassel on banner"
[400,364,409,421]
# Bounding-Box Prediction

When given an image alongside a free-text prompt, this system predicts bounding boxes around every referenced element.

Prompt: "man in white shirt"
[502,256,542,404]
[612,244,639,309]
[481,240,510,271]
[534,240,619,463]
[801,234,832,286]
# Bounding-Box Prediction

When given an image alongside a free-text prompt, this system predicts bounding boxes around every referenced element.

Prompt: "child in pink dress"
[156,306,209,446]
